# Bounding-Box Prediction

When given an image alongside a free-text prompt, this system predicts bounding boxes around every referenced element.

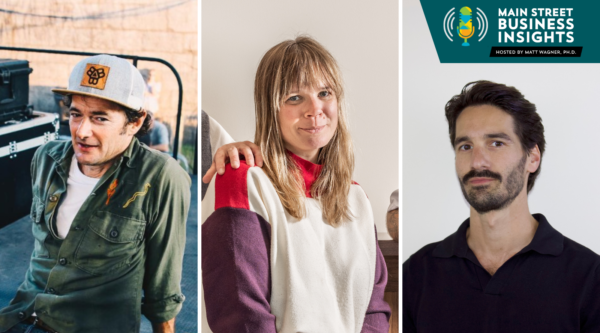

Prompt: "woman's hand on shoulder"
[202,141,264,184]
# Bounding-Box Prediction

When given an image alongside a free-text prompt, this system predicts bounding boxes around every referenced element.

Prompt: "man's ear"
[127,110,147,136]
[527,144,541,173]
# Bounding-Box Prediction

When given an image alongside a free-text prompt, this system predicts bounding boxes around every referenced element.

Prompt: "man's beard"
[459,154,527,214]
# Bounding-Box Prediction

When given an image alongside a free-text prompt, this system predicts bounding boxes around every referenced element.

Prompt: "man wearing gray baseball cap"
[0,55,191,333]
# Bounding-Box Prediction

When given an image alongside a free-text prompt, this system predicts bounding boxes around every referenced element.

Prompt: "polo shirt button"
[47,288,55,294]
[17,311,25,319]
[49,195,58,202]
[59,258,67,265]
[110,230,119,238]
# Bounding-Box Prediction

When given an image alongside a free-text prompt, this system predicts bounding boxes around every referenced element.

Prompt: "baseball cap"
[52,54,145,111]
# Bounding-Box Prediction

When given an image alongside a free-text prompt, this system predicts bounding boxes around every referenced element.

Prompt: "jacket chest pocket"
[74,211,146,275]
[30,196,49,258]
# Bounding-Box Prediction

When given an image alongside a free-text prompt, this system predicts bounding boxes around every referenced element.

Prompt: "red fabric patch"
[289,153,323,198]
[215,161,251,210]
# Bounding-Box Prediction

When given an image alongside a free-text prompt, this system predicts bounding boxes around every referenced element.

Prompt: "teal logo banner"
[420,0,598,62]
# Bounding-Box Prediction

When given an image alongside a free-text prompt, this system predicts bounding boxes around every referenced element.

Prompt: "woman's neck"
[284,145,319,163]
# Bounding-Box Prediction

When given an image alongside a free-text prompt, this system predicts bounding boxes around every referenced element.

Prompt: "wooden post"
[379,240,399,333]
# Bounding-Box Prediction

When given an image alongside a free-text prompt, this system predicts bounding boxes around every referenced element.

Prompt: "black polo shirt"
[403,214,600,333]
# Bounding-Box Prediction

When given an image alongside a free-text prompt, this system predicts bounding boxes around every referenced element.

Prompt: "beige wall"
[0,0,197,161]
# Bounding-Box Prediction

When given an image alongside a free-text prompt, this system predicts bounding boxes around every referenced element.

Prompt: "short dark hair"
[445,80,545,193]
[62,94,152,137]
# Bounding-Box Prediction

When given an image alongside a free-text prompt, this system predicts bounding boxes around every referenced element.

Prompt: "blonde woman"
[202,36,390,333]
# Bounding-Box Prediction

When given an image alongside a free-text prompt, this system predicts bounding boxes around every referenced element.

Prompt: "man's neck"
[79,159,116,179]
[466,191,539,275]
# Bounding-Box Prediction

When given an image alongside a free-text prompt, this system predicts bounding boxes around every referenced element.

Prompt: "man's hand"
[202,141,263,184]
[152,318,175,333]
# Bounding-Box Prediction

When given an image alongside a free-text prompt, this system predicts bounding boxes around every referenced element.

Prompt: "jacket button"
[74,226,82,231]
[49,195,58,202]
[18,311,25,319]
[110,230,119,238]
[59,258,67,265]
[47,288,55,294]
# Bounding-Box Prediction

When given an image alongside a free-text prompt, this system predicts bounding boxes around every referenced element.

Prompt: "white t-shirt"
[56,156,99,239]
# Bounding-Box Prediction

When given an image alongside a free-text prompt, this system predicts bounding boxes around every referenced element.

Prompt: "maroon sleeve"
[201,207,277,333]
[361,234,392,333]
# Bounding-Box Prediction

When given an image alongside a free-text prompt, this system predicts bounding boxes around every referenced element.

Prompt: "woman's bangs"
[279,52,340,101]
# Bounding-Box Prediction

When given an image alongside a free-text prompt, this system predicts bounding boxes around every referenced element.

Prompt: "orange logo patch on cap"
[80,63,110,90]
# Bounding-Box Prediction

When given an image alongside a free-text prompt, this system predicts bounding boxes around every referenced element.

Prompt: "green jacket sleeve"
[141,157,191,323]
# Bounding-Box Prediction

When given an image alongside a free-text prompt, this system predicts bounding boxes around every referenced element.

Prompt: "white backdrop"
[403,0,600,261]
[202,0,399,238]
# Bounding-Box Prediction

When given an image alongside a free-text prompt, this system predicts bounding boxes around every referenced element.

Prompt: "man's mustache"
[462,169,502,184]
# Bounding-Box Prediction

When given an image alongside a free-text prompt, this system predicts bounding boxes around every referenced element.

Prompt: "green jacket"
[0,138,191,333]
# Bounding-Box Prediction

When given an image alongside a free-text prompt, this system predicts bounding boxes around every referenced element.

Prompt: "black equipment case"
[0,59,33,123]
[0,111,59,228]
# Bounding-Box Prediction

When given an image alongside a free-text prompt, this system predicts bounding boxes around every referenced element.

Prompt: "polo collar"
[432,213,564,258]
[519,214,564,256]
[288,151,323,198]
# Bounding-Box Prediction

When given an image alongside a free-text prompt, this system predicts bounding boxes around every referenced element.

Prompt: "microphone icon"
[457,7,475,46]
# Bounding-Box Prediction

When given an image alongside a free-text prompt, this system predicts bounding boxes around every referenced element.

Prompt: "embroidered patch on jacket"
[106,179,118,205]
[123,183,151,208]
[80,63,110,90]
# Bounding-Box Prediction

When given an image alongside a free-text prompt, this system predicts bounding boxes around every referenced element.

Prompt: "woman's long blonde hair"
[254,36,354,227]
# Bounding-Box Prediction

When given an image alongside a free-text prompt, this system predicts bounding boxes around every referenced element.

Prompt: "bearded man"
[403,81,600,332]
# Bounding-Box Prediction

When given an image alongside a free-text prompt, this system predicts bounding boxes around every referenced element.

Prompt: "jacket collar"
[432,213,564,258]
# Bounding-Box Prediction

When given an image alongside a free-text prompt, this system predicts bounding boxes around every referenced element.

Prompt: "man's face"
[454,105,533,214]
[69,95,140,170]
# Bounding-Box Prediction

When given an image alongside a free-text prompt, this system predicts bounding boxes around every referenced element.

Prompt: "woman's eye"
[319,90,330,97]
[287,95,300,102]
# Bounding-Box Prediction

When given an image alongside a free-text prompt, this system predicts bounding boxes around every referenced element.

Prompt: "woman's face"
[278,83,338,163]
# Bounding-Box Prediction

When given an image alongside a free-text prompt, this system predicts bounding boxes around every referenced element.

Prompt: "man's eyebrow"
[485,133,513,141]
[67,108,109,116]
[90,110,109,116]
[454,135,470,147]
[454,133,513,147]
